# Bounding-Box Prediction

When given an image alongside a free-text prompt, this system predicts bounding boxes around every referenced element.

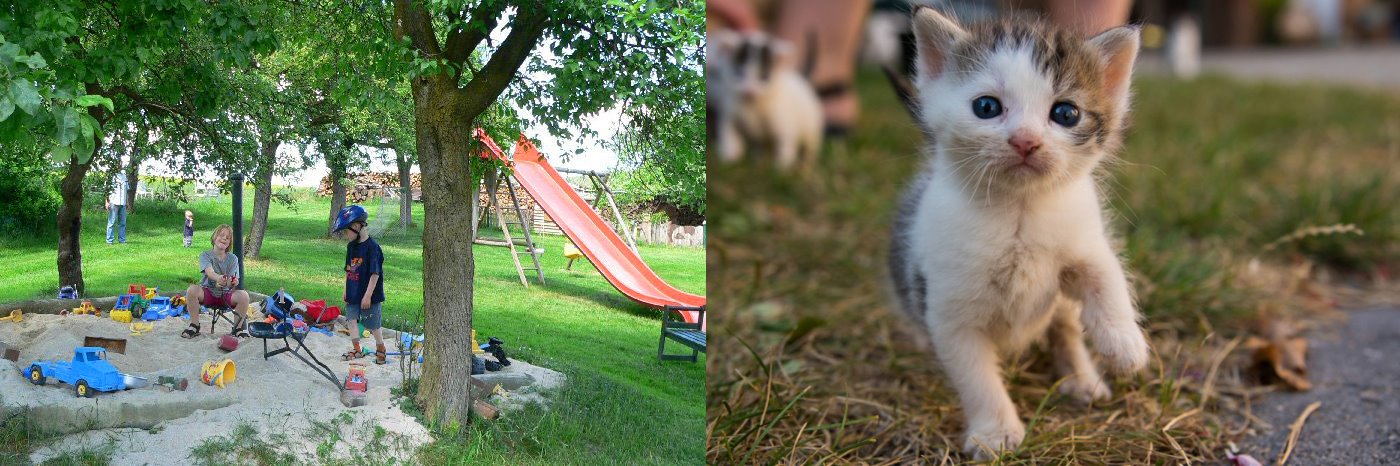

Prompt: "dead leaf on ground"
[1243,317,1311,391]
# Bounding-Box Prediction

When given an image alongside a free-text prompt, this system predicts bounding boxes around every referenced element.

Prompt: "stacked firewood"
[318,172,423,202]
[478,184,536,209]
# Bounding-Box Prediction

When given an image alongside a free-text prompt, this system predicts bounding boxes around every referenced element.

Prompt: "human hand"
[360,296,371,309]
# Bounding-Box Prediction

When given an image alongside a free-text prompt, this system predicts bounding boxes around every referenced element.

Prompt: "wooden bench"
[658,305,705,362]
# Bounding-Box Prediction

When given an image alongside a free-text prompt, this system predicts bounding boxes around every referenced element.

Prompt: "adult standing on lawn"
[105,171,128,245]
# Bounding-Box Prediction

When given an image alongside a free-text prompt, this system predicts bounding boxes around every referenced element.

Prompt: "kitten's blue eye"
[1050,102,1080,127]
[971,96,1002,119]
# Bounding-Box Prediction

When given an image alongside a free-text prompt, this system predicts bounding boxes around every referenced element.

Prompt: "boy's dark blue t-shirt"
[344,237,385,304]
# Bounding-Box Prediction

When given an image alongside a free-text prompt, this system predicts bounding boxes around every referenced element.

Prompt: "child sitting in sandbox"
[180,224,252,339]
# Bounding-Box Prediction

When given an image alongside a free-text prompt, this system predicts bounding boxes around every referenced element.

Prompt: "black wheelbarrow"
[249,321,340,389]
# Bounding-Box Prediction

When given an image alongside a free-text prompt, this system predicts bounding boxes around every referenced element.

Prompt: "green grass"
[0,189,705,465]
[706,70,1399,463]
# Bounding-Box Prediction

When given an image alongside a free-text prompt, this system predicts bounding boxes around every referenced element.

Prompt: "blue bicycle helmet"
[333,205,368,232]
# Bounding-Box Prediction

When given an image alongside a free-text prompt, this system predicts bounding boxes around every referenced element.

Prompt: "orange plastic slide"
[474,130,705,324]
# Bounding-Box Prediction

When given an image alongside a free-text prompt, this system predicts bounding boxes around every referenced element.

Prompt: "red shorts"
[202,287,236,308]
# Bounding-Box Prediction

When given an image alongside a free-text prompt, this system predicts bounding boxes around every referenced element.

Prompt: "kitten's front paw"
[1058,374,1112,404]
[963,419,1025,460]
[1096,327,1150,374]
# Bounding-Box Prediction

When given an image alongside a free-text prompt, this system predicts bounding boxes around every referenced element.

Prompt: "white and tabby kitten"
[709,30,823,171]
[887,7,1150,458]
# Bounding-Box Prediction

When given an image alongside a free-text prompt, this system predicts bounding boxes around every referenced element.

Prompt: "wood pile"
[478,184,536,210]
[318,172,422,203]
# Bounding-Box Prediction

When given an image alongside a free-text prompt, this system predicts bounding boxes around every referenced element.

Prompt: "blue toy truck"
[24,347,149,397]
[142,296,179,321]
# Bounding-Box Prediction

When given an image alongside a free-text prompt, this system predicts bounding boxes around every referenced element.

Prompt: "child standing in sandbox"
[332,205,388,365]
[181,224,253,338]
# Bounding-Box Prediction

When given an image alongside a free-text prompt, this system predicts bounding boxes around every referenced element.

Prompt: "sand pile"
[0,310,564,464]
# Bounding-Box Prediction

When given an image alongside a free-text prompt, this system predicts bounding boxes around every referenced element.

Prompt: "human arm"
[360,274,379,309]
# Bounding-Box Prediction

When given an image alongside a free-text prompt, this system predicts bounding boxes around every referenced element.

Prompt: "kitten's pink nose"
[1008,134,1042,158]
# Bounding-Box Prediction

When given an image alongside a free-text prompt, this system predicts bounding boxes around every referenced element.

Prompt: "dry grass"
[706,71,1398,464]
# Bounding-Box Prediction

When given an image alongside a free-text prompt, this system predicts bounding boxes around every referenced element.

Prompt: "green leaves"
[53,106,79,145]
[14,53,48,70]
[0,95,12,122]
[9,79,43,116]
[75,94,114,113]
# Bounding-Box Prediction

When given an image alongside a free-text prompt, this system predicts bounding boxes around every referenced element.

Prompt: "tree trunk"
[411,80,482,427]
[124,120,148,211]
[392,0,548,428]
[326,148,347,236]
[245,138,278,258]
[395,148,414,229]
[56,155,94,294]
[123,160,139,213]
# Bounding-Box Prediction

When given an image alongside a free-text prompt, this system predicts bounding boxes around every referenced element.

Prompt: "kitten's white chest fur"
[912,166,1104,351]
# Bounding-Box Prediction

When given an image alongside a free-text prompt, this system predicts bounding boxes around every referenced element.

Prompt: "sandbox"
[0,309,564,463]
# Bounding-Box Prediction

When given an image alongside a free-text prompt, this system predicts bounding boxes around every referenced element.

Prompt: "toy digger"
[72,301,101,317]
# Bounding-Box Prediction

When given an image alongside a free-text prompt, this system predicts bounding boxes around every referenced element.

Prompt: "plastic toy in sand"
[57,285,78,300]
[24,347,150,397]
[143,287,159,300]
[200,359,236,388]
[129,322,154,336]
[155,376,189,391]
[218,334,240,352]
[112,295,133,313]
[0,309,21,323]
[340,363,369,407]
[110,310,132,323]
[73,300,103,317]
[344,363,368,392]
[300,299,339,325]
[142,296,176,321]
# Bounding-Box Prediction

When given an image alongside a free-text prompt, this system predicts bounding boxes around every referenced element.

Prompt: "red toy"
[127,284,146,297]
[344,363,367,392]
[301,300,340,324]
[218,335,239,352]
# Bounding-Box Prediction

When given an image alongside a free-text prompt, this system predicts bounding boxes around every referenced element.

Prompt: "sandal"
[374,346,387,365]
[342,350,366,361]
[230,318,251,338]
[180,322,201,339]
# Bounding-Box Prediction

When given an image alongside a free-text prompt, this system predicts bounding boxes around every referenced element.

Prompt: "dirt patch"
[0,310,564,464]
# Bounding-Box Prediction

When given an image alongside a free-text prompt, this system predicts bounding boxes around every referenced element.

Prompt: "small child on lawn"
[333,205,388,364]
[183,210,195,247]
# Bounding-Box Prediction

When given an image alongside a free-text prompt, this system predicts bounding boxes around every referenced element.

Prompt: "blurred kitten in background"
[708,30,823,171]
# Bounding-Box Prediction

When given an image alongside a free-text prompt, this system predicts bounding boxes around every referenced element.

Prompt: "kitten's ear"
[911,6,968,83]
[1087,25,1141,108]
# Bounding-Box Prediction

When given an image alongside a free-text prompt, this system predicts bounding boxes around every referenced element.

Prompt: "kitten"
[887,7,1150,458]
[709,30,823,171]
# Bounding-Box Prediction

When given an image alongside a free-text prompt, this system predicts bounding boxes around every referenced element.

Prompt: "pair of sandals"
[179,318,250,339]
[343,346,387,365]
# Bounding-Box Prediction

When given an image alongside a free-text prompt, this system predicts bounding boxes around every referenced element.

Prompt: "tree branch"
[459,3,547,115]
[443,0,506,66]
[393,0,443,59]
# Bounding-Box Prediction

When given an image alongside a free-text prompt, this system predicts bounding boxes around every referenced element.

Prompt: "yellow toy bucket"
[0,309,21,323]
[110,310,131,323]
[200,359,237,388]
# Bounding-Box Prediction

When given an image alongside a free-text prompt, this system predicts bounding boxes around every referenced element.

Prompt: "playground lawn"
[0,190,706,465]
